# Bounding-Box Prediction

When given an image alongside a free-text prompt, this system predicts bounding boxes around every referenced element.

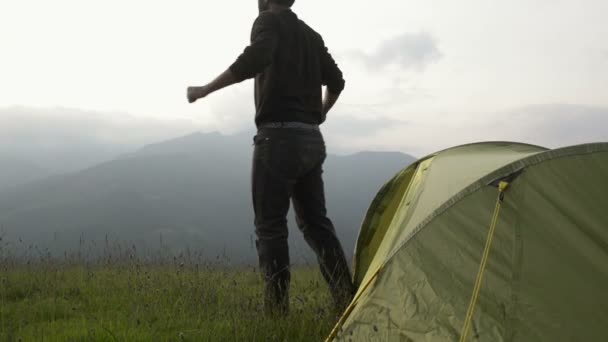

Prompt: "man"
[186,0,355,315]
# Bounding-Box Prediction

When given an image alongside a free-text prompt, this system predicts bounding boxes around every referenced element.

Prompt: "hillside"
[0,131,415,262]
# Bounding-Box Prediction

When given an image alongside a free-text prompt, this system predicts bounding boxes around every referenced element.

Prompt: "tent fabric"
[352,142,547,286]
[333,142,608,342]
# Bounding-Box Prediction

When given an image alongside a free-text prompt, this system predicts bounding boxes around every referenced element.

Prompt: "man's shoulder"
[297,18,323,42]
[254,10,281,28]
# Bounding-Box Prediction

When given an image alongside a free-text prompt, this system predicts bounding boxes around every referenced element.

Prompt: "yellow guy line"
[459,181,510,342]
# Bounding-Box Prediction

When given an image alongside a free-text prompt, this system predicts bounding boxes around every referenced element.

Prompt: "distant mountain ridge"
[0,157,51,190]
[0,131,415,262]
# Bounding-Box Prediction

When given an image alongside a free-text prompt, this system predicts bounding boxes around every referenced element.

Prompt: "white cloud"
[0,107,199,146]
[346,32,442,71]
[1,103,606,166]
[324,104,608,156]
[0,106,205,173]
[203,83,257,134]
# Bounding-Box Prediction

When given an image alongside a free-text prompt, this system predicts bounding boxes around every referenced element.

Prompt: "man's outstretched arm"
[187,13,278,104]
[187,70,238,103]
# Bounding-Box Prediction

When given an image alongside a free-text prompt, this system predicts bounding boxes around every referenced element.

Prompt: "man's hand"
[187,86,210,104]
[187,70,239,104]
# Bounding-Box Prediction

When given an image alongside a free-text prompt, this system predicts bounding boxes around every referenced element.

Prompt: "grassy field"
[0,257,337,341]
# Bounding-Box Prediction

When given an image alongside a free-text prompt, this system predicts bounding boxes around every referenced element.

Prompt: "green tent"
[328,142,608,342]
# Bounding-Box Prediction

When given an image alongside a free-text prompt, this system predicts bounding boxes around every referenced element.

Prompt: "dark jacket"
[229,10,345,127]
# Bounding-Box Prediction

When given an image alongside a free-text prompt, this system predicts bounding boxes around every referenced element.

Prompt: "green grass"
[0,261,336,341]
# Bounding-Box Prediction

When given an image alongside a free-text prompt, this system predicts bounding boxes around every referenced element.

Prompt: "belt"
[258,122,320,131]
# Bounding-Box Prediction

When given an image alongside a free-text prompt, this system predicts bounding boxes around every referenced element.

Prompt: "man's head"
[258,0,295,12]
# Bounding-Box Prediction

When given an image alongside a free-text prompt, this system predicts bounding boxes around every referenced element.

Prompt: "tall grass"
[0,239,336,341]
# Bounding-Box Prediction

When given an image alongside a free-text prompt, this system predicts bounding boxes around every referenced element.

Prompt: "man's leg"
[292,160,355,313]
[252,134,294,314]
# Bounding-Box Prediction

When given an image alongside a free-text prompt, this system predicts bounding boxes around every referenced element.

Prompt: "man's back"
[229,9,345,126]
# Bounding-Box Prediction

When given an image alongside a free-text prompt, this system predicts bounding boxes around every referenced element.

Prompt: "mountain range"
[0,131,415,263]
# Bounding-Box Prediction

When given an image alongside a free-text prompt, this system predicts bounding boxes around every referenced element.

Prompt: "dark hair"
[270,0,295,7]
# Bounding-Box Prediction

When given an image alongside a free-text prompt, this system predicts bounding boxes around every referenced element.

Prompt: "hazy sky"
[1,0,607,155]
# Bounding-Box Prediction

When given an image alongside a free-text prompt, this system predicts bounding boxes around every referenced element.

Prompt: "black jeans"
[252,128,355,314]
